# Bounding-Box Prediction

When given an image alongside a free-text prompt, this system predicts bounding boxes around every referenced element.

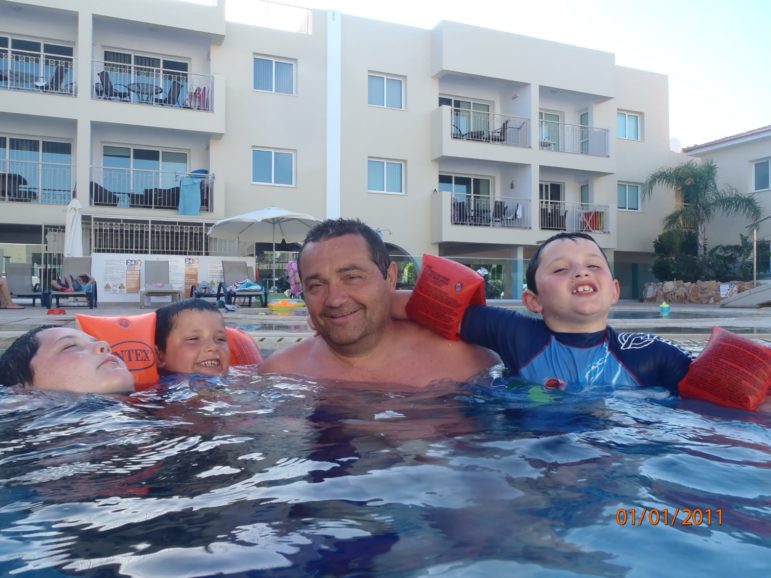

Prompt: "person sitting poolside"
[0,278,24,309]
[155,298,231,376]
[51,273,95,294]
[259,218,499,386]
[0,326,134,393]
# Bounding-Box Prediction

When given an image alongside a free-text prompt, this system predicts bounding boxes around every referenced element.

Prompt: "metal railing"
[452,195,532,228]
[539,121,609,156]
[540,200,610,233]
[91,60,214,111]
[89,166,214,212]
[0,52,77,95]
[0,159,73,205]
[450,110,531,148]
[90,219,220,255]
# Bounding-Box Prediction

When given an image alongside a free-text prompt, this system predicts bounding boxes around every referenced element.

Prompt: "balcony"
[451,110,531,148]
[452,194,532,229]
[92,61,214,111]
[89,166,214,213]
[539,200,610,233]
[539,121,609,157]
[1,160,73,205]
[0,53,76,96]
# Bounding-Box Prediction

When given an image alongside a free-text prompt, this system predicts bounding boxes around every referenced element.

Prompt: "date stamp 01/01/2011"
[615,508,724,527]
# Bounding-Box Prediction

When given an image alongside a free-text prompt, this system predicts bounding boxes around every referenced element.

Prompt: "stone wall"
[642,280,757,304]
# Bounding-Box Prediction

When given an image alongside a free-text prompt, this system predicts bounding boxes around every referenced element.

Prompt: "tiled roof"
[683,125,771,152]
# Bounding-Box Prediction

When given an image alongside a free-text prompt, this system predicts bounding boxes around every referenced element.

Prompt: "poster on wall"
[125,260,141,293]
[184,257,199,297]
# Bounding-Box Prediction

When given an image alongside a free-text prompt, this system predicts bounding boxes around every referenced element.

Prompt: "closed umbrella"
[63,195,83,258]
[207,206,321,287]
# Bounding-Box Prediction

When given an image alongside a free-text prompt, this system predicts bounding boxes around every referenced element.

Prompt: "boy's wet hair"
[0,325,58,387]
[155,298,222,352]
[526,232,610,294]
[298,218,391,279]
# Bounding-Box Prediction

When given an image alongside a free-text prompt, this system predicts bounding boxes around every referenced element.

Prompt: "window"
[618,182,641,211]
[441,96,490,134]
[253,56,295,94]
[754,159,770,191]
[617,111,641,140]
[252,148,295,186]
[539,111,561,149]
[368,159,404,194]
[368,73,404,109]
[0,35,74,90]
[0,136,72,204]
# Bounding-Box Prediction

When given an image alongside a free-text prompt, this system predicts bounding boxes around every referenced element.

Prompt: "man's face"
[30,328,135,393]
[300,234,396,354]
[524,238,620,332]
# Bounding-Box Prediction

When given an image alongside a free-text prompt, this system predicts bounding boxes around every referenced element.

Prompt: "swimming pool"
[0,371,769,577]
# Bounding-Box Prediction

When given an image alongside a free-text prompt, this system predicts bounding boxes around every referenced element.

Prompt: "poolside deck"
[2,299,771,356]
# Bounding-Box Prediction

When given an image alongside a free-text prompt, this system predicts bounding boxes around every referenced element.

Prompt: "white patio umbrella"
[207,206,321,287]
[63,195,84,258]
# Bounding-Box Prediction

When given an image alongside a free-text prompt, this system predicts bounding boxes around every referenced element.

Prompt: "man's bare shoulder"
[259,338,317,375]
[393,321,500,371]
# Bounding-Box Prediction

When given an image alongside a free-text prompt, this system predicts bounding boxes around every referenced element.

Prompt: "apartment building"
[0,0,686,301]
[684,126,771,278]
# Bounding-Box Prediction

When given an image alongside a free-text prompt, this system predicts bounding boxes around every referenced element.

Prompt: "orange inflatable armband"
[226,327,263,366]
[77,312,159,390]
[678,327,771,411]
[405,254,486,340]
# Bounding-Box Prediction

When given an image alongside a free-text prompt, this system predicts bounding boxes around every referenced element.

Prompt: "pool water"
[0,371,769,577]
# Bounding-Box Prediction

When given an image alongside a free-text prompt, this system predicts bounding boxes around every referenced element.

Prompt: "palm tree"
[643,160,761,256]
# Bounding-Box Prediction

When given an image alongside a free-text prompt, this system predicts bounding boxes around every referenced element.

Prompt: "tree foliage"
[644,160,761,256]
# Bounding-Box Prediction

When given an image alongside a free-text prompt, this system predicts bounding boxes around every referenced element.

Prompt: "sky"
[226,0,770,150]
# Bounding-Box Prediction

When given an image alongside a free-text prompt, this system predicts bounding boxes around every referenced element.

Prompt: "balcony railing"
[540,200,610,233]
[452,195,531,229]
[539,121,609,156]
[89,166,213,213]
[0,159,73,204]
[0,53,76,95]
[450,110,531,148]
[92,61,214,111]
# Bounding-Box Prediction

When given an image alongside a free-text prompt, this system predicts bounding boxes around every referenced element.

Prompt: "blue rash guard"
[461,306,693,393]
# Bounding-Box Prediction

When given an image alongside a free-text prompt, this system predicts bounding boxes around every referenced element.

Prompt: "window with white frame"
[617,111,641,140]
[368,158,404,194]
[754,159,770,191]
[252,148,295,186]
[368,73,404,109]
[253,56,295,94]
[617,182,641,211]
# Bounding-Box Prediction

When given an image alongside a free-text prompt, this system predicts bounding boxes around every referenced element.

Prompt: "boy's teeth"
[573,286,594,294]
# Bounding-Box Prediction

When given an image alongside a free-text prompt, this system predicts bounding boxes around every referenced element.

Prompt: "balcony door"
[440,96,491,136]
[103,146,187,205]
[441,173,491,225]
[539,111,561,150]
[0,136,71,204]
[539,181,565,230]
[104,50,189,96]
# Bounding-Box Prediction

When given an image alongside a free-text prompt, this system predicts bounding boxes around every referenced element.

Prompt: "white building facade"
[0,0,688,300]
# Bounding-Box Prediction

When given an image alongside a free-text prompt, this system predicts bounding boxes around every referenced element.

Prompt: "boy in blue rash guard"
[459,232,692,392]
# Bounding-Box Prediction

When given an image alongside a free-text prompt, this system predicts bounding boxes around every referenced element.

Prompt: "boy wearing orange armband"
[403,232,771,410]
[407,232,692,391]
[155,299,231,376]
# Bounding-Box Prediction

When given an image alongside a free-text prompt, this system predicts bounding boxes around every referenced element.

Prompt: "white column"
[325,10,342,219]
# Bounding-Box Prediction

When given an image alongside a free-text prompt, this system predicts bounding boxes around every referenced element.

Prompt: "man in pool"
[259,218,498,385]
[0,326,135,393]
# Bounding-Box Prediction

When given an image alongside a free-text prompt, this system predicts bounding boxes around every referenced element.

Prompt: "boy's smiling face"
[158,310,230,376]
[524,237,620,333]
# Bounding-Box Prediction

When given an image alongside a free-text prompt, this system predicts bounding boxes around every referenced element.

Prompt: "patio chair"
[51,257,97,308]
[222,260,267,307]
[154,80,183,106]
[489,119,509,143]
[34,65,70,93]
[139,260,181,308]
[6,262,43,306]
[96,70,130,101]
